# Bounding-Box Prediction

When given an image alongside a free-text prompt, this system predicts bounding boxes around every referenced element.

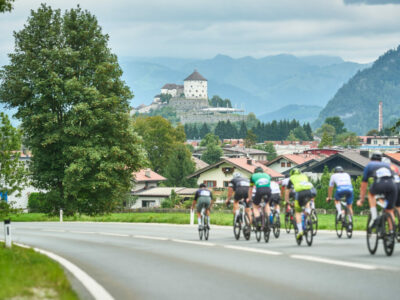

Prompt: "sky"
[0,0,400,66]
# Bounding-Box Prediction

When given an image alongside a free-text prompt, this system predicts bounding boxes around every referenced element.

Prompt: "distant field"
[10,212,369,231]
[0,242,78,300]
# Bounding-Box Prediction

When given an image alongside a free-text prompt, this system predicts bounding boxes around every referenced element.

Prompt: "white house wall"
[196,163,252,188]
[184,80,207,99]
[8,186,41,212]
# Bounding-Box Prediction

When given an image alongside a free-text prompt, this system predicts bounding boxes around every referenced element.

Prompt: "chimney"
[378,101,383,132]
[247,159,252,165]
[145,170,151,178]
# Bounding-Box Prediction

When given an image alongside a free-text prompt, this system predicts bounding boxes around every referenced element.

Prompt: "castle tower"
[184,70,208,100]
[378,101,383,132]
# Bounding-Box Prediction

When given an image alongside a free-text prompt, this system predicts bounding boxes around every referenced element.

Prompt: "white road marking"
[134,235,169,241]
[98,232,130,237]
[171,239,215,246]
[42,229,66,232]
[69,231,98,234]
[291,255,377,270]
[224,245,282,256]
[13,242,31,249]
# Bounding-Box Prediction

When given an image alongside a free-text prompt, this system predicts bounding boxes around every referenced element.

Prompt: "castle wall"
[184,80,208,99]
[180,113,244,124]
[169,98,209,111]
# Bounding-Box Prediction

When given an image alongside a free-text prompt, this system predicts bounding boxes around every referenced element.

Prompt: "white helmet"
[233,172,242,178]
[382,157,391,164]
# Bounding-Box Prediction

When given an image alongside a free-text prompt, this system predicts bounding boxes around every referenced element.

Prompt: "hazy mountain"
[314,45,400,135]
[120,54,367,116]
[258,105,323,124]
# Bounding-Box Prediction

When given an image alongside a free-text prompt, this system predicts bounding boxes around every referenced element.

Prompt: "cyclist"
[226,172,251,222]
[326,166,354,222]
[192,183,213,230]
[382,157,400,220]
[285,168,314,242]
[357,151,397,228]
[248,166,271,228]
[281,174,294,213]
[269,180,281,219]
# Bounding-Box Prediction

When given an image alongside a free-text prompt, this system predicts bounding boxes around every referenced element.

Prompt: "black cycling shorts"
[234,188,251,208]
[369,178,397,210]
[396,182,400,208]
[270,193,281,205]
[295,190,312,207]
[253,187,271,206]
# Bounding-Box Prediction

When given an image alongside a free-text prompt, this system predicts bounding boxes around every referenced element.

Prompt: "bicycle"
[252,200,270,243]
[198,207,210,241]
[269,202,280,238]
[284,200,295,234]
[294,205,313,246]
[232,201,251,241]
[395,208,400,243]
[335,200,353,239]
[310,207,318,237]
[366,198,395,256]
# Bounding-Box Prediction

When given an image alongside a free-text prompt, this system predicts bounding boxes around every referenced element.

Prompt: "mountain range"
[119,54,368,116]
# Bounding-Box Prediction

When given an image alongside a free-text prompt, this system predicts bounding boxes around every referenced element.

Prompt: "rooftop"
[184,70,207,81]
[133,169,166,182]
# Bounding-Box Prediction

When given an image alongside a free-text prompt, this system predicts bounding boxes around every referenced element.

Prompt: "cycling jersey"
[329,173,353,203]
[281,178,290,187]
[270,181,281,194]
[250,173,271,188]
[288,174,313,192]
[229,177,250,191]
[362,161,394,182]
[194,188,213,201]
[329,173,352,188]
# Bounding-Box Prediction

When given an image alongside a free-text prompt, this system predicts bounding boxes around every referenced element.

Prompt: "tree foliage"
[0,0,14,13]
[201,143,223,165]
[209,95,232,108]
[253,142,277,161]
[164,143,196,187]
[0,5,146,215]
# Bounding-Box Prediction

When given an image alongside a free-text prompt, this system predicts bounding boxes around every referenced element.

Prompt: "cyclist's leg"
[294,192,303,232]
[205,199,211,227]
[346,190,354,220]
[196,197,206,227]
[334,189,343,218]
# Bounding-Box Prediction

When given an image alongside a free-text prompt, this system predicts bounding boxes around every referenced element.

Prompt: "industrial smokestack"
[378,101,383,132]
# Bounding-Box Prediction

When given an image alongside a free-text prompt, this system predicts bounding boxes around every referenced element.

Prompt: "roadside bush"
[28,192,47,213]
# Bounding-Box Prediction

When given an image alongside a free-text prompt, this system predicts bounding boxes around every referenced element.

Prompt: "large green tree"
[133,115,185,174]
[0,0,14,13]
[164,144,196,187]
[0,5,146,215]
[0,113,27,208]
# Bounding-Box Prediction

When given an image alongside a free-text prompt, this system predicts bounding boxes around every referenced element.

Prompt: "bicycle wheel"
[366,214,378,255]
[335,211,343,238]
[255,217,262,242]
[273,211,280,238]
[198,225,203,240]
[264,216,270,243]
[345,208,353,239]
[383,213,395,256]
[233,214,241,240]
[243,213,251,240]
[204,216,209,241]
[311,209,318,236]
[284,212,291,233]
[395,209,400,243]
[305,214,313,246]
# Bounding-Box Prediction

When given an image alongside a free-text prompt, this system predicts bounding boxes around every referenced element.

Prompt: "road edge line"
[12,242,114,300]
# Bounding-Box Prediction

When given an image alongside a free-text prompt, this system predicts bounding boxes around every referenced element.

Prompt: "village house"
[265,153,321,174]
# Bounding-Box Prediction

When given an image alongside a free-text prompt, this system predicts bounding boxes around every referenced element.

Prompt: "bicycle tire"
[243,213,251,240]
[366,214,378,255]
[204,216,209,241]
[233,214,241,240]
[255,217,262,242]
[264,216,270,243]
[335,210,343,238]
[199,227,203,240]
[305,214,313,246]
[345,208,353,239]
[273,211,280,238]
[284,212,291,233]
[294,224,302,245]
[383,213,395,256]
[395,209,400,243]
[311,209,318,236]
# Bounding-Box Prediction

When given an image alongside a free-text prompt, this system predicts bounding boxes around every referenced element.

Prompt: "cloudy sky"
[1,0,400,65]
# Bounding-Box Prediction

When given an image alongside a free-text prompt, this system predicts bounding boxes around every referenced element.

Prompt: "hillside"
[314,45,400,135]
[120,54,366,116]
[258,105,322,124]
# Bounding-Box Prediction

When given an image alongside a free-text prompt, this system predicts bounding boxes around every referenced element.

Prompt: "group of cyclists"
[192,150,400,254]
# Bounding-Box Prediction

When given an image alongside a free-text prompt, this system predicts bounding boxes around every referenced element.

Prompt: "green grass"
[10,212,370,231]
[0,242,78,300]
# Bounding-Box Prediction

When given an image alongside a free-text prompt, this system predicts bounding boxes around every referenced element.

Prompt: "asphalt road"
[10,222,400,300]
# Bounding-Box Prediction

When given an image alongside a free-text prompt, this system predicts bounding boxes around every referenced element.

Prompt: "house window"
[223,181,230,187]
[281,162,285,167]
[373,140,377,145]
[142,200,156,208]
[287,162,292,168]
[390,141,394,145]
[204,180,216,188]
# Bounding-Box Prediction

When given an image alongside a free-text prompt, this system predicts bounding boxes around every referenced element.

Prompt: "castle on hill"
[132,70,245,124]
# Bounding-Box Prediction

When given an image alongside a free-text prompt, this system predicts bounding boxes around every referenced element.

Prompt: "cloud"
[344,0,400,5]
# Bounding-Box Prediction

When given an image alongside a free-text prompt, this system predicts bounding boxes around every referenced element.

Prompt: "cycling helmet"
[334,166,344,173]
[371,150,383,161]
[233,172,242,178]
[199,183,206,188]
[289,168,300,176]
[254,166,263,173]
[382,157,391,164]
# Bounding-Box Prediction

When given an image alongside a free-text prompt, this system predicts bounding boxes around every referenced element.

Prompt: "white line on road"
[134,235,169,241]
[69,231,98,234]
[291,255,377,270]
[171,239,215,246]
[42,229,66,233]
[224,245,282,256]
[98,232,130,237]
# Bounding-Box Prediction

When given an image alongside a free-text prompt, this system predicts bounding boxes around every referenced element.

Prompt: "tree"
[0,5,146,215]
[0,0,14,13]
[199,123,210,138]
[318,131,333,148]
[245,130,257,148]
[200,133,219,147]
[133,116,184,174]
[287,130,298,141]
[315,124,336,138]
[254,142,277,161]
[239,121,247,139]
[366,129,379,136]
[201,143,223,165]
[325,116,346,135]
[0,113,27,218]
[164,144,196,187]
[336,132,360,148]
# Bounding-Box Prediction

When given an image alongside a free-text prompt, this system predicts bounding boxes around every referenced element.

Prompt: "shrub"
[28,192,47,213]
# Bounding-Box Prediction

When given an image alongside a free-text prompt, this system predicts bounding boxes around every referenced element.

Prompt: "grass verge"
[10,212,369,231]
[0,242,79,300]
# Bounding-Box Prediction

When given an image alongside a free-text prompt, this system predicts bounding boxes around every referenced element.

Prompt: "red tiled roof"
[225,158,283,178]
[284,154,320,165]
[133,169,166,182]
[385,153,400,164]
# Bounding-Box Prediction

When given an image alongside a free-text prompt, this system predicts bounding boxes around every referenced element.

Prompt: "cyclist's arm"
[248,185,253,203]
[227,187,233,202]
[192,191,199,209]
[327,186,334,201]
[357,181,368,206]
